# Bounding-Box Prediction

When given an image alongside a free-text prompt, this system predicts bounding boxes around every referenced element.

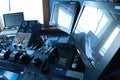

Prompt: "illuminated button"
[72,63,77,69]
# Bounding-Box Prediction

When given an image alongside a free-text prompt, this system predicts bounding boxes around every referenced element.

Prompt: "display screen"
[0,69,19,80]
[73,2,120,68]
[50,1,80,34]
[3,12,24,28]
[57,6,72,30]
[13,33,31,48]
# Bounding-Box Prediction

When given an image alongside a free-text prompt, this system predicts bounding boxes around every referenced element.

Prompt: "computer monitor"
[50,1,80,34]
[72,1,120,80]
[3,12,24,29]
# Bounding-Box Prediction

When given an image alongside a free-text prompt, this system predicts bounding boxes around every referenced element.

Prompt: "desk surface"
[0,29,18,35]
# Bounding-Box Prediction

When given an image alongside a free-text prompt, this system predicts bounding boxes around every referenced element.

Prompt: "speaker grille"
[21,21,27,27]
[18,21,37,33]
[29,21,35,28]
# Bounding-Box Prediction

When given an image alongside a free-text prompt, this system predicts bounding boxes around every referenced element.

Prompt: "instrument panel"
[0,34,85,80]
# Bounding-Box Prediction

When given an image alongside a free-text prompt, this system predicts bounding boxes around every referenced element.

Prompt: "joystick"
[19,51,33,64]
[4,49,12,59]
[33,57,42,67]
[33,55,50,73]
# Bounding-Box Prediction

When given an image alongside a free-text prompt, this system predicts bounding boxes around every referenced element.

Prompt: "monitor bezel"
[49,1,80,35]
[3,12,24,29]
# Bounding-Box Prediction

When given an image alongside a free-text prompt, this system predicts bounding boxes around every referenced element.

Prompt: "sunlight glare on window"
[58,7,72,29]
[99,27,120,56]
[95,14,108,36]
[0,0,9,23]
[0,0,9,13]
[75,6,105,34]
[11,0,43,24]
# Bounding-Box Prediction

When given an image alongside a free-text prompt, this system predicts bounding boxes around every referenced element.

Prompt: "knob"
[19,52,32,64]
[72,63,77,69]
[4,49,12,59]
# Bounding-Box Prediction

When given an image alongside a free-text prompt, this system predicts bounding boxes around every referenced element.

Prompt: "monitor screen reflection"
[74,5,120,67]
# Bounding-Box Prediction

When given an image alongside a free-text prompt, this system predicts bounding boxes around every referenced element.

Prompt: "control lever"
[47,47,58,63]
[19,51,34,64]
[33,57,42,67]
[4,49,12,59]
[33,55,50,74]
[40,55,49,73]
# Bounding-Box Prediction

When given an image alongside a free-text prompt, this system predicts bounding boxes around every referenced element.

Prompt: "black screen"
[3,12,24,29]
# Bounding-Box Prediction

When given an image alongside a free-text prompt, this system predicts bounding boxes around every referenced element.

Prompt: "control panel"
[0,29,85,80]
